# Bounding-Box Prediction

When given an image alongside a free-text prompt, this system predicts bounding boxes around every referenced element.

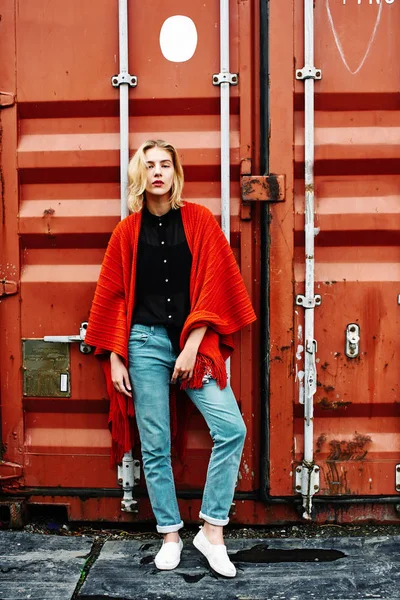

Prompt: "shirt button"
[167,298,171,302]
[164,259,167,263]
[159,223,162,227]
[165,279,169,283]
[168,315,172,319]
[161,241,165,245]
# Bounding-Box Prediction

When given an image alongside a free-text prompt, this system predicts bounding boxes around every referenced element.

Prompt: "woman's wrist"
[183,341,200,353]
[184,325,207,352]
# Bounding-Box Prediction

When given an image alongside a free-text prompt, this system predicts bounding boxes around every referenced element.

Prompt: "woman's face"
[144,147,175,200]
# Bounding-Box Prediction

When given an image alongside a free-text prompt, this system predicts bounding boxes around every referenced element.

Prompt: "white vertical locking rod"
[118,0,130,220]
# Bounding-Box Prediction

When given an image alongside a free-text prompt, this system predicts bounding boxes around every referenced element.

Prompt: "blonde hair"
[127,139,185,213]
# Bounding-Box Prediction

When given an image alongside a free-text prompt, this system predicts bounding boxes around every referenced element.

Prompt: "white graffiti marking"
[326,0,383,74]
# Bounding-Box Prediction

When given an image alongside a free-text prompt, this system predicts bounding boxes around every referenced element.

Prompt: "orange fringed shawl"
[85,202,256,466]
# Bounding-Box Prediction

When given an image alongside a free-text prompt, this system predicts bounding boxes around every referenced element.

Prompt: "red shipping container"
[0,0,399,525]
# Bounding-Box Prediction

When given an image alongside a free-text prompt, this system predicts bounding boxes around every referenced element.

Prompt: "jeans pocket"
[129,330,150,348]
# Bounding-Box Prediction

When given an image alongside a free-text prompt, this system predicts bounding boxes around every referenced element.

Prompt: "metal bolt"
[296,467,302,473]
[118,478,123,484]
[316,71,321,77]
[296,485,301,491]
[314,485,319,491]
[314,467,320,473]
[397,466,400,473]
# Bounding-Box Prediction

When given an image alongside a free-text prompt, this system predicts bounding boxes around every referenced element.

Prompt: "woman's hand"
[110,352,132,398]
[171,345,197,383]
[171,326,207,383]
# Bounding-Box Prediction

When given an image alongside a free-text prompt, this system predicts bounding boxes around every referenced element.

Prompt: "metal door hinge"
[0,279,18,297]
[0,460,23,481]
[0,91,15,108]
[295,462,320,520]
[242,175,286,203]
[239,160,286,219]
[118,452,140,513]
[396,464,400,493]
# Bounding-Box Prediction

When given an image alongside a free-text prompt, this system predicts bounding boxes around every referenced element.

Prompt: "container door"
[269,1,400,499]
[0,0,260,521]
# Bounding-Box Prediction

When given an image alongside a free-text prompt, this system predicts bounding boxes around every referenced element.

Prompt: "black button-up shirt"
[133,205,192,353]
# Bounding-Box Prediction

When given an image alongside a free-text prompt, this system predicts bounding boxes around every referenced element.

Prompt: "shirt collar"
[142,204,176,225]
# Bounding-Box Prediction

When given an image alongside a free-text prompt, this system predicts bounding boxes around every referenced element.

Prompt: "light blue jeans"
[128,324,246,533]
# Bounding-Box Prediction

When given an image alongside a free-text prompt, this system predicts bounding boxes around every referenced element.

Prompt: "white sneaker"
[193,527,236,578]
[154,537,183,570]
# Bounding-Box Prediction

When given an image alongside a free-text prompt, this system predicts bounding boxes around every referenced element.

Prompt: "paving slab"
[79,536,400,600]
[0,531,93,600]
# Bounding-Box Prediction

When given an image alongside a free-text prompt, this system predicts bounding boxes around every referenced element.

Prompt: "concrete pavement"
[1,531,399,600]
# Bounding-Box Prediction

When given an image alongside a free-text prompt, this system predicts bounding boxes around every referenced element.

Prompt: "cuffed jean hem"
[199,511,229,527]
[156,520,184,534]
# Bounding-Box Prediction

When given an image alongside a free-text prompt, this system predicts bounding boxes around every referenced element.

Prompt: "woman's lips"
[152,181,164,186]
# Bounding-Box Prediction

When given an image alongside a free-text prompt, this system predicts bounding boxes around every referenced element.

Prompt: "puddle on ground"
[231,544,345,563]
[139,543,154,552]
[177,573,206,583]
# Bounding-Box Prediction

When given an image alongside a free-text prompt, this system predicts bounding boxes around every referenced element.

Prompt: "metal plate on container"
[22,340,70,398]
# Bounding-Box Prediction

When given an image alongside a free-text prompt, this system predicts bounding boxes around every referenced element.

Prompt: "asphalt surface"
[1,530,400,600]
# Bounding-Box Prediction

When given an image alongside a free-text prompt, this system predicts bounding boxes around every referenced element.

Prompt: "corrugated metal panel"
[0,0,260,518]
[269,0,400,498]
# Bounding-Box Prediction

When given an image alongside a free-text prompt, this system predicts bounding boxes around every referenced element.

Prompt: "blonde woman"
[85,140,256,577]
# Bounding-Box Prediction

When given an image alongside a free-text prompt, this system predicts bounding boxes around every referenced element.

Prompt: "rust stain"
[325,463,351,496]
[43,208,55,216]
[242,178,255,197]
[267,174,280,201]
[327,433,372,461]
[42,207,56,235]
[316,433,327,454]
[318,397,352,411]
[320,362,329,371]
[0,441,7,460]
[323,385,335,393]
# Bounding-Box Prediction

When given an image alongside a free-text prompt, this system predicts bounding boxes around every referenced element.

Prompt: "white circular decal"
[160,16,198,63]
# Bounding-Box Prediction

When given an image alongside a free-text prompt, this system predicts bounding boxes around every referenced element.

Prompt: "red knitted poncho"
[85,202,256,466]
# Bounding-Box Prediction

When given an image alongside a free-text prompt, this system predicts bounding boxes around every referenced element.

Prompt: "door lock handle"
[44,322,92,354]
